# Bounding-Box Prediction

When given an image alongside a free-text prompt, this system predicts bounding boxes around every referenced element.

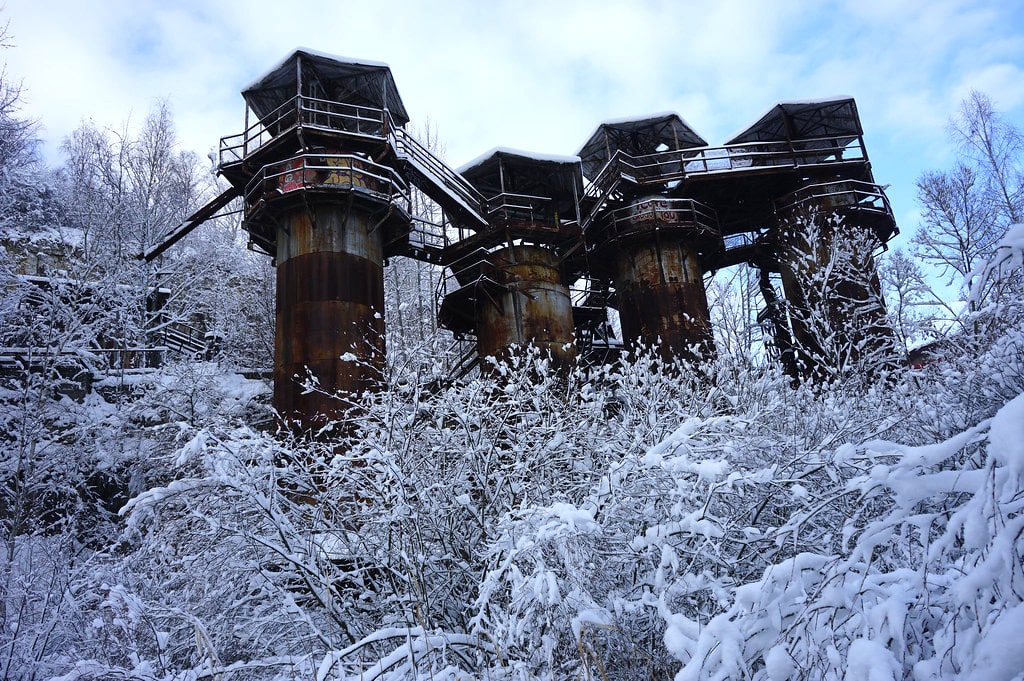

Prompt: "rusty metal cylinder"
[274,203,384,425]
[476,244,576,371]
[614,237,715,362]
[775,201,899,378]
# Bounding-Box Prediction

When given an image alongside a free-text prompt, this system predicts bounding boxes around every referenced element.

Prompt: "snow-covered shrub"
[4,237,1022,681]
[469,355,910,680]
[662,391,1024,681]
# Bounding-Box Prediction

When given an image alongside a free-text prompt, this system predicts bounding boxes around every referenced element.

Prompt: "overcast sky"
[4,0,1024,251]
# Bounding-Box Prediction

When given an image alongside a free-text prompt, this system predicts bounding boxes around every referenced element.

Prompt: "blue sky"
[4,0,1024,253]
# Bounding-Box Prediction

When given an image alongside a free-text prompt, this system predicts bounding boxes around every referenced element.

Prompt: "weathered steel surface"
[774,201,899,378]
[276,204,384,265]
[274,205,385,425]
[614,238,715,362]
[476,245,577,371]
[758,268,799,379]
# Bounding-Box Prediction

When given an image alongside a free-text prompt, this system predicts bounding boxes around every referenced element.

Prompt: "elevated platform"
[580,135,875,236]
[217,94,489,233]
[774,179,899,245]
[151,50,903,383]
[218,101,392,187]
[239,151,413,255]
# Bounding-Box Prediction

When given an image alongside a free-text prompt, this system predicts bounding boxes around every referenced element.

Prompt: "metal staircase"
[389,126,489,230]
[579,154,628,232]
[142,187,240,262]
[160,320,209,358]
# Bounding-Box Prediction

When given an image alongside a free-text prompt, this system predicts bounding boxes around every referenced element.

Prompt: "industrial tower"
[146,51,901,426]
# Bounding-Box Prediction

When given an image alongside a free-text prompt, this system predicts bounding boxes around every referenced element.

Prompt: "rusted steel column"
[776,257,825,376]
[757,268,800,379]
[775,213,898,379]
[614,237,715,363]
[476,244,576,371]
[274,204,384,425]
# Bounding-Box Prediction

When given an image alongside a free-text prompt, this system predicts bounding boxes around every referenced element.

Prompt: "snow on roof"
[594,110,682,128]
[457,146,582,174]
[585,110,704,142]
[241,48,410,126]
[724,96,856,145]
[242,47,392,92]
[290,46,391,69]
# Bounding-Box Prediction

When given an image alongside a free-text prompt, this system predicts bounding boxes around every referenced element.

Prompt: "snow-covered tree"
[877,248,934,351]
[950,90,1023,227]
[775,211,901,382]
[707,264,764,364]
[0,21,34,176]
[912,91,1023,324]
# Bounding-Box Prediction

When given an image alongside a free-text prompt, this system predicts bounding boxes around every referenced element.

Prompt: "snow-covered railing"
[404,216,450,262]
[300,95,387,137]
[220,98,489,229]
[723,231,755,250]
[611,135,864,186]
[434,246,502,338]
[438,246,509,297]
[579,160,627,234]
[640,135,864,179]
[483,191,564,229]
[160,320,209,357]
[405,216,493,263]
[773,179,898,247]
[582,153,625,204]
[580,134,868,230]
[569,277,612,309]
[567,279,622,359]
[449,342,481,379]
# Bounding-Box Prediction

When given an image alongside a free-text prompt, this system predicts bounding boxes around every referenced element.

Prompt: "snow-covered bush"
[2,317,1021,681]
[663,390,1024,681]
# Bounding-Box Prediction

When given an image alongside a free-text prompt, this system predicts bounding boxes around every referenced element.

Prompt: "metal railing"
[774,179,892,217]
[567,280,622,358]
[390,126,488,225]
[581,134,868,228]
[438,246,509,298]
[220,95,490,228]
[448,340,481,379]
[723,231,755,250]
[405,216,450,260]
[593,197,721,244]
[242,152,411,214]
[161,320,208,356]
[569,277,614,314]
[219,96,389,166]
[483,192,569,232]
[580,158,627,230]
